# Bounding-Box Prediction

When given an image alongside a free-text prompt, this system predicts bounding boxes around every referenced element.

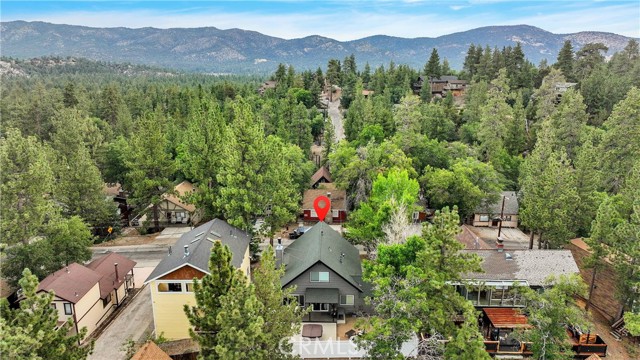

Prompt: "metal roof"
[145,219,250,283]
[305,288,340,303]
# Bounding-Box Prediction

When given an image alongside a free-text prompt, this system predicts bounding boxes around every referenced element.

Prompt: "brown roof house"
[302,184,347,224]
[131,341,172,360]
[37,252,136,342]
[132,180,201,228]
[473,191,519,228]
[310,166,333,189]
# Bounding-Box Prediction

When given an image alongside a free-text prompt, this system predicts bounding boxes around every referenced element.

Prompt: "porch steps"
[495,355,524,360]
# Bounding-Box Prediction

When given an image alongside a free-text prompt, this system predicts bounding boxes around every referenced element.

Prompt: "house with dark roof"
[37,252,136,341]
[302,184,347,224]
[280,222,368,323]
[310,166,333,189]
[454,249,579,308]
[144,219,251,340]
[473,191,519,228]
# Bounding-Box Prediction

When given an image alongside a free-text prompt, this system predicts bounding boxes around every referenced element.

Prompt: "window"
[103,294,112,308]
[479,215,489,222]
[312,303,330,312]
[310,272,329,282]
[292,294,305,307]
[157,282,183,292]
[50,303,57,310]
[504,215,512,221]
[340,295,355,306]
[332,210,339,218]
[64,303,73,315]
[186,282,194,292]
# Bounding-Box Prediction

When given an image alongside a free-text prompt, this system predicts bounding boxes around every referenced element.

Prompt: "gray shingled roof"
[281,222,362,291]
[145,219,250,283]
[476,191,519,216]
[463,249,579,286]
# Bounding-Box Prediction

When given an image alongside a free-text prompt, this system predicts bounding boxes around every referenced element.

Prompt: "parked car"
[289,226,309,239]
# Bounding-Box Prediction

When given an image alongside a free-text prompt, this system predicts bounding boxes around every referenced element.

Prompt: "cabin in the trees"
[104,183,133,227]
[310,166,333,189]
[279,222,368,323]
[473,191,519,228]
[144,219,251,340]
[302,184,347,223]
[257,80,277,95]
[456,249,579,307]
[412,75,468,98]
[36,252,136,342]
[132,180,201,228]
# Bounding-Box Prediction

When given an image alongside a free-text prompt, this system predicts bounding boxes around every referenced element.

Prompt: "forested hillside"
[1,37,640,345]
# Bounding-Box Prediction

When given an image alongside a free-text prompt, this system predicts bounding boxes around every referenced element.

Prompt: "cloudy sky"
[2,1,639,41]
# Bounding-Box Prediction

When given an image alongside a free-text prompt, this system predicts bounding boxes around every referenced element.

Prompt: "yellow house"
[145,219,252,340]
[37,252,136,342]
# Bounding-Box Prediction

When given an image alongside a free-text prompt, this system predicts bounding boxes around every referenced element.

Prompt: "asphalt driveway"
[88,285,153,360]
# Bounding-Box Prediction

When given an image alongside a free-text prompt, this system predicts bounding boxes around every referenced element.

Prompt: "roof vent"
[65,266,70,273]
[505,253,513,261]
[339,252,345,263]
[184,245,190,257]
[326,192,332,199]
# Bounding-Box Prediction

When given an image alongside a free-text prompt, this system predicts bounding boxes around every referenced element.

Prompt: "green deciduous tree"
[421,157,503,220]
[346,169,420,254]
[0,268,93,360]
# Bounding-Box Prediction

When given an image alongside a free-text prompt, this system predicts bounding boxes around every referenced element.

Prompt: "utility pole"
[497,195,506,239]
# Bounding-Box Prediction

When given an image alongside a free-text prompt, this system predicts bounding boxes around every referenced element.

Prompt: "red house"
[302,185,347,224]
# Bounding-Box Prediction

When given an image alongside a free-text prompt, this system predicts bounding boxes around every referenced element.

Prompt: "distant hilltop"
[1,21,635,74]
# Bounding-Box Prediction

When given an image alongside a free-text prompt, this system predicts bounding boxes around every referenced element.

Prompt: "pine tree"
[0,128,57,246]
[126,110,175,232]
[184,242,266,359]
[556,40,575,81]
[0,269,93,360]
[253,246,308,359]
[424,48,442,79]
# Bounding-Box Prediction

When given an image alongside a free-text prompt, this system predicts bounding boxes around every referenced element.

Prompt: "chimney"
[275,237,284,268]
[184,245,189,257]
[114,263,119,283]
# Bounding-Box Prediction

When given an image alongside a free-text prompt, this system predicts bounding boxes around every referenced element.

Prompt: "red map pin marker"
[313,195,331,222]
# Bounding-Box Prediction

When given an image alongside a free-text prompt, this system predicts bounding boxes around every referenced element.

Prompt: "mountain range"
[1,21,635,74]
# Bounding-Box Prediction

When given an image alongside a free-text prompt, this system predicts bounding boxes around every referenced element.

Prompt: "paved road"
[89,285,153,360]
[328,99,345,142]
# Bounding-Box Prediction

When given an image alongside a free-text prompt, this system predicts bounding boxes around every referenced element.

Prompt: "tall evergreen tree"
[424,48,442,79]
[556,40,575,81]
[126,110,175,232]
[184,242,266,359]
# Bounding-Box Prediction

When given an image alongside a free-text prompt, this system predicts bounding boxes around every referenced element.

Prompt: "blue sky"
[1,1,638,41]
